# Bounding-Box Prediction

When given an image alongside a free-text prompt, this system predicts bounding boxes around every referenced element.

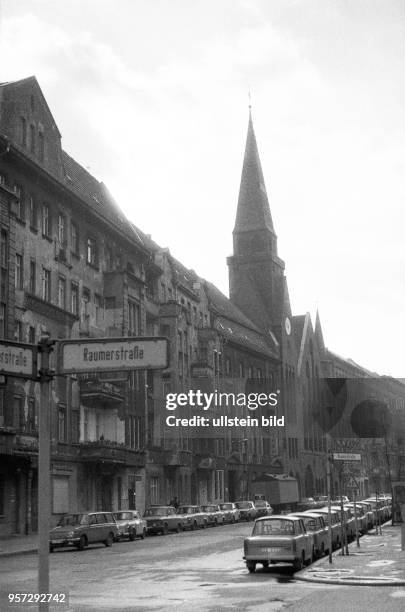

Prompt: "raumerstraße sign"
[59,337,168,374]
[0,340,38,379]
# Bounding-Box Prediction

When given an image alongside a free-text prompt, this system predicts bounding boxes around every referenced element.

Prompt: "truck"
[251,473,299,513]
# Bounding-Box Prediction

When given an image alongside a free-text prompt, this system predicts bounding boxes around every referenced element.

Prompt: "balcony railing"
[80,378,124,407]
[78,440,145,467]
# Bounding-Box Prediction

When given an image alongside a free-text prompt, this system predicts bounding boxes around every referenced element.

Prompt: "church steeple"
[233,109,275,236]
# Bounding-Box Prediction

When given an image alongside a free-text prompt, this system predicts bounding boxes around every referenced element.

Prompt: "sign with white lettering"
[333,452,361,461]
[0,340,37,379]
[59,337,168,374]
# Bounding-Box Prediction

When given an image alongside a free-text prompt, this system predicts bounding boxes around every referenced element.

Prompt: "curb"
[0,548,38,558]
[295,574,405,586]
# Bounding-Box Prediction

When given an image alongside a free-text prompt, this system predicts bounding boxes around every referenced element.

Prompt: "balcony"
[148,447,193,467]
[80,377,124,407]
[78,440,145,467]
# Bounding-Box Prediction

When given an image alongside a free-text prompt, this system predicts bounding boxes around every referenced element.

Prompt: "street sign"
[333,452,361,461]
[345,475,359,489]
[58,336,169,374]
[0,340,38,379]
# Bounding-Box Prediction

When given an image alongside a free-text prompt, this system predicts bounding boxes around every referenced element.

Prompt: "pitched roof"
[233,110,275,235]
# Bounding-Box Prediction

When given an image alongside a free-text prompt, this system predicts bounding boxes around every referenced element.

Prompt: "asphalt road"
[0,522,404,611]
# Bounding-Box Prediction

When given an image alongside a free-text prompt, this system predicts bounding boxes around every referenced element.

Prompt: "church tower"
[227,109,291,342]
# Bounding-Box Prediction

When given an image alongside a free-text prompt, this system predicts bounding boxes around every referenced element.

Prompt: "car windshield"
[254,519,295,535]
[255,501,267,507]
[235,502,251,509]
[201,506,215,512]
[220,504,232,510]
[178,507,194,514]
[57,514,88,527]
[114,512,133,520]
[144,507,169,517]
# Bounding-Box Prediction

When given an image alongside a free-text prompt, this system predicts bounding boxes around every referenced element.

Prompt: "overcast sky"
[1,0,404,377]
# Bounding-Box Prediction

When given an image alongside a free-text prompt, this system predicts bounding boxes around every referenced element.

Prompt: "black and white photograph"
[0,1,404,610]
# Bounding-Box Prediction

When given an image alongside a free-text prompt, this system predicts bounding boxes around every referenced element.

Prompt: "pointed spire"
[314,309,325,351]
[234,109,274,234]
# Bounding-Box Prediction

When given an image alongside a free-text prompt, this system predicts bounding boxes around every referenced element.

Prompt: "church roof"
[233,110,275,235]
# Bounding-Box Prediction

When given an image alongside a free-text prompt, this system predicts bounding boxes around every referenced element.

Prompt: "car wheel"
[246,561,256,573]
[191,521,197,531]
[129,530,136,542]
[77,535,87,551]
[293,552,304,572]
[104,532,113,547]
[162,523,169,535]
[213,519,218,527]
[201,520,206,529]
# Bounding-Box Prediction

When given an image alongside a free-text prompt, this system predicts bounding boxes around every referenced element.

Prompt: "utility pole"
[37,337,55,612]
[326,434,333,564]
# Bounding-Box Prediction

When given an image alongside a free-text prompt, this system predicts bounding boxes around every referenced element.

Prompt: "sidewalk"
[0,534,38,558]
[296,523,405,586]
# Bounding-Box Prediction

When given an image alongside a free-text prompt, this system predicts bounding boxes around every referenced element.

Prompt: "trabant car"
[346,503,368,534]
[177,505,207,530]
[289,512,328,558]
[254,500,274,517]
[200,504,225,526]
[243,515,313,572]
[305,508,342,550]
[143,506,184,535]
[113,510,147,541]
[235,501,258,521]
[331,506,356,542]
[49,511,118,552]
[219,502,240,523]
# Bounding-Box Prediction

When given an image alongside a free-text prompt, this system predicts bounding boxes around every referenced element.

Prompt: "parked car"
[243,515,314,573]
[219,502,240,523]
[305,508,342,550]
[49,511,118,552]
[296,497,316,511]
[200,504,225,526]
[331,506,356,541]
[113,510,147,541]
[356,501,375,530]
[234,501,258,521]
[143,506,184,535]
[177,505,207,530]
[346,503,368,534]
[289,512,329,558]
[254,500,273,517]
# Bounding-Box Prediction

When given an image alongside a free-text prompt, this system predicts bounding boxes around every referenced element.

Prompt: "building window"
[42,204,50,237]
[225,358,231,376]
[94,293,103,325]
[248,365,253,378]
[129,416,141,450]
[257,368,262,380]
[71,222,79,255]
[57,214,66,245]
[29,259,36,294]
[38,131,44,162]
[14,320,23,341]
[0,230,7,268]
[0,388,4,427]
[57,276,66,309]
[27,398,37,433]
[0,474,4,515]
[28,326,35,344]
[128,300,140,335]
[14,395,23,429]
[30,124,35,153]
[215,470,225,500]
[150,477,159,505]
[71,410,80,443]
[58,405,66,442]
[13,184,24,220]
[239,362,245,378]
[15,254,23,289]
[42,268,51,301]
[29,195,37,229]
[70,282,79,315]
[86,237,98,266]
[0,303,5,339]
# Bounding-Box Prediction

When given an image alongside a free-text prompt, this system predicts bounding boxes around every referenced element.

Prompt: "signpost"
[1,335,169,611]
[346,475,360,547]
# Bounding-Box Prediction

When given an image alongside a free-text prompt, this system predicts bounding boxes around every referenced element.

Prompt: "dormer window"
[38,131,44,162]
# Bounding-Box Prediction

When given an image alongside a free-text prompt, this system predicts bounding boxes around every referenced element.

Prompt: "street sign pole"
[353,488,360,547]
[38,337,55,612]
[326,434,333,564]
